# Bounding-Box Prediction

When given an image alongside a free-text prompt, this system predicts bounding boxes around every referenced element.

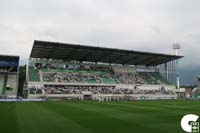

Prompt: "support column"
[165,63,169,81]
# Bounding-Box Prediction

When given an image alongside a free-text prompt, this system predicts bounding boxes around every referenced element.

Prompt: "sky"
[0,0,199,85]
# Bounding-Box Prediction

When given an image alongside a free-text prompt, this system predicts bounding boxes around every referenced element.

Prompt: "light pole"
[173,43,181,98]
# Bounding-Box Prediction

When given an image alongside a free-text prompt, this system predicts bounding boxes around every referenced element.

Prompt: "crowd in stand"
[29,86,43,94]
[33,62,167,85]
[29,85,175,95]
[113,73,145,84]
[42,71,146,84]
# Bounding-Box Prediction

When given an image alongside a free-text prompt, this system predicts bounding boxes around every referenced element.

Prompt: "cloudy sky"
[0,0,199,85]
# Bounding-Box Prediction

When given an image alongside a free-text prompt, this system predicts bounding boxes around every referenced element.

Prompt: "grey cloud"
[0,0,200,85]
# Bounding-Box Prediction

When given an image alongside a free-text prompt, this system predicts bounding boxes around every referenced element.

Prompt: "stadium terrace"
[0,55,19,98]
[22,40,183,101]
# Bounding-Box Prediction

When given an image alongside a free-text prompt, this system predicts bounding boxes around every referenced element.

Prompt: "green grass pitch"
[0,100,199,133]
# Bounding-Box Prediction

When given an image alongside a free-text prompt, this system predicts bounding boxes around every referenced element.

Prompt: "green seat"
[29,67,40,82]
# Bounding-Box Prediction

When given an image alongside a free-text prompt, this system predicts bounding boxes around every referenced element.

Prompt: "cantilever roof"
[0,55,19,66]
[30,40,183,66]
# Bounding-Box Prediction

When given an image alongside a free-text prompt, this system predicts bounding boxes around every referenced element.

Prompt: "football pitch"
[0,100,199,133]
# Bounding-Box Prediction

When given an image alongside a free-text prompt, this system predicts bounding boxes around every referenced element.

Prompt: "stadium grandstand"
[27,40,183,101]
[0,55,19,98]
[191,76,200,98]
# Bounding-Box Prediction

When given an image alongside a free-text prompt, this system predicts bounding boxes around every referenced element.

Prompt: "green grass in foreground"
[0,100,200,133]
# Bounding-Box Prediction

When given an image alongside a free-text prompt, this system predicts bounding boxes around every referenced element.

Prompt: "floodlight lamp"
[173,43,181,50]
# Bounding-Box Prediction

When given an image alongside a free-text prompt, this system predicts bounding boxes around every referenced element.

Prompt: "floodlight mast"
[173,43,181,89]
